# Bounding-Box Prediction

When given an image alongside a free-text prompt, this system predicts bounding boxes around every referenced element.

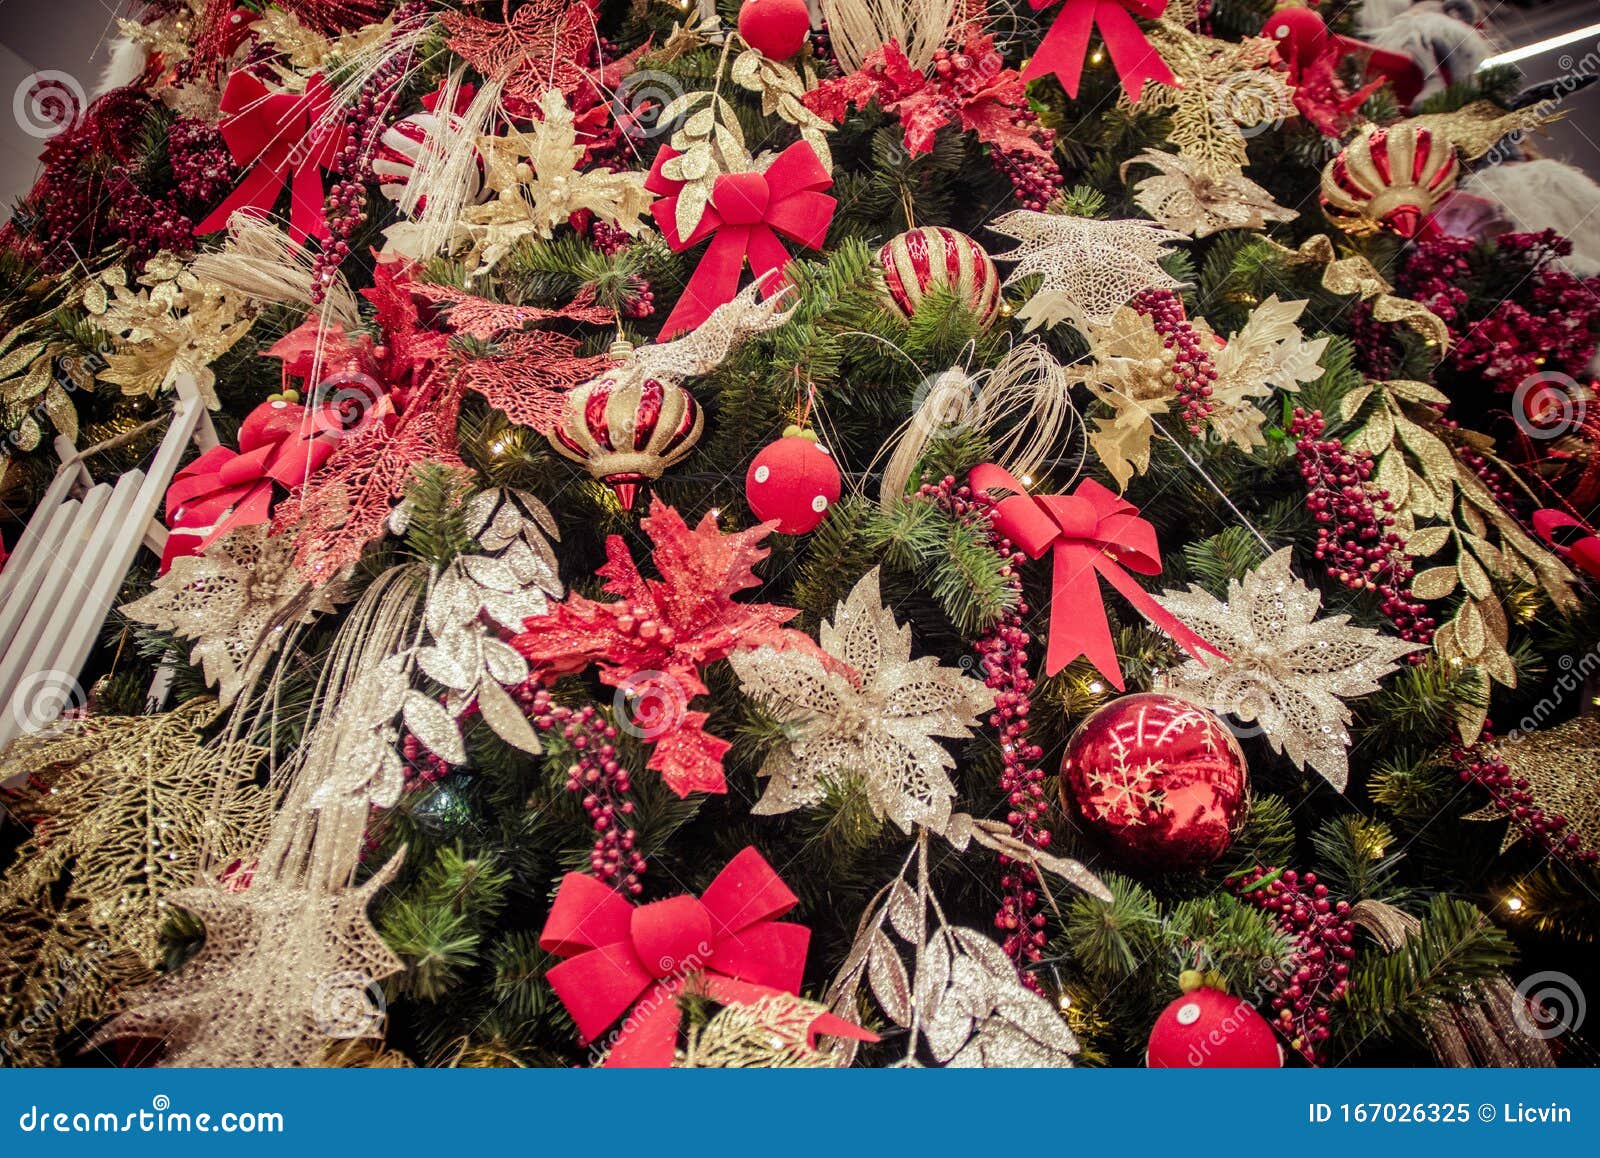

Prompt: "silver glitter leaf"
[403,689,466,765]
[477,677,541,754]
[868,929,913,1027]
[414,642,478,692]
[480,637,529,686]
[886,878,921,941]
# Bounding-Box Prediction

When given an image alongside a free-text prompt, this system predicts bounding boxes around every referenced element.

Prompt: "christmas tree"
[1,0,1598,1069]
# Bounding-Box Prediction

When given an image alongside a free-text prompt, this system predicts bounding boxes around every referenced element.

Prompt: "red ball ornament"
[1147,985,1283,1068]
[737,0,812,61]
[745,430,841,534]
[1060,693,1248,868]
[877,227,1002,325]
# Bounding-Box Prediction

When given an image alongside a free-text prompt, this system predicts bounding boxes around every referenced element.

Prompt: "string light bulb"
[1504,894,1525,913]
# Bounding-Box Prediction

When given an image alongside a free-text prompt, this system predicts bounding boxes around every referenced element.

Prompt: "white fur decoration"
[1462,160,1600,277]
[1364,4,1497,100]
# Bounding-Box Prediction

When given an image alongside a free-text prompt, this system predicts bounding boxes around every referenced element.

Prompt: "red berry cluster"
[310,7,428,301]
[929,41,1063,211]
[1451,737,1599,867]
[922,474,1051,985]
[1396,231,1600,390]
[1234,866,1354,1064]
[573,214,655,318]
[516,681,648,894]
[1288,408,1433,646]
[167,117,236,208]
[1131,288,1217,434]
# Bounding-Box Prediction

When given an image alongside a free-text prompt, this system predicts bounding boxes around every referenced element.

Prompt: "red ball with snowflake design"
[745,426,841,534]
[1146,979,1283,1068]
[1060,692,1248,868]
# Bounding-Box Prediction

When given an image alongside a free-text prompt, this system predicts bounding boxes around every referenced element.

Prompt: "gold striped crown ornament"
[1319,122,1459,238]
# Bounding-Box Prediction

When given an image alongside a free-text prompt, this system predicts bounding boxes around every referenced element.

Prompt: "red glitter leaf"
[512,498,835,796]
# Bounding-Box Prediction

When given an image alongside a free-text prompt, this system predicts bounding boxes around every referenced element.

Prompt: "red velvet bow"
[1022,0,1176,102]
[645,141,835,337]
[1532,509,1600,582]
[539,846,875,1067]
[195,71,347,245]
[160,397,349,572]
[971,464,1225,687]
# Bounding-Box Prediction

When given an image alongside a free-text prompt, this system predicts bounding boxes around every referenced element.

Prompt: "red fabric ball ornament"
[1060,693,1248,868]
[737,0,811,61]
[1147,986,1283,1068]
[745,433,841,534]
[877,227,1002,325]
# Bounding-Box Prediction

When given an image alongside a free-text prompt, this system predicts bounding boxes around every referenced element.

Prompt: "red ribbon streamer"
[971,464,1225,688]
[538,846,874,1066]
[1021,0,1176,102]
[194,71,347,245]
[644,140,835,337]
[160,397,350,572]
[1532,508,1600,581]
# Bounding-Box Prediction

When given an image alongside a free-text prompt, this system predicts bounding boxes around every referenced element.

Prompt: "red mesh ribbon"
[1021,0,1175,102]
[160,398,347,571]
[538,846,875,1066]
[645,141,835,337]
[195,71,346,245]
[971,463,1225,687]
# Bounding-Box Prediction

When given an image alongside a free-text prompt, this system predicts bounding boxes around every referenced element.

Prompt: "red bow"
[539,847,875,1067]
[971,464,1225,687]
[160,397,350,571]
[1533,509,1600,581]
[1022,0,1175,102]
[645,141,835,337]
[195,71,347,245]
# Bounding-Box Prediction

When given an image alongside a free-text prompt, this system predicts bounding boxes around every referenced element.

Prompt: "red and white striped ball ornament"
[877,227,1002,325]
[745,426,842,535]
[372,114,487,210]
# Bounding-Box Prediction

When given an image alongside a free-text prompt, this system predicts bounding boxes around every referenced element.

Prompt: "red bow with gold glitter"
[971,464,1225,687]
[645,140,835,337]
[1021,0,1175,102]
[195,70,347,245]
[539,846,875,1066]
